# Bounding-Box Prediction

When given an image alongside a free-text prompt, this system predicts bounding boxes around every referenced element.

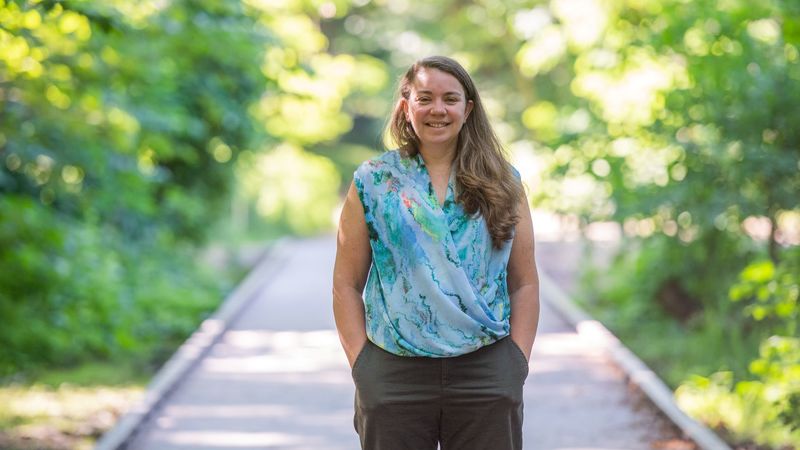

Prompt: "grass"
[32,361,152,388]
[0,361,146,450]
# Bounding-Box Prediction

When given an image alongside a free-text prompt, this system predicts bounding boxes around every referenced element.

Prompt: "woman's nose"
[431,99,446,114]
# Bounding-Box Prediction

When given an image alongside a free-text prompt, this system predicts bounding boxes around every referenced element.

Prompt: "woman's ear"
[465,99,474,122]
[400,98,410,121]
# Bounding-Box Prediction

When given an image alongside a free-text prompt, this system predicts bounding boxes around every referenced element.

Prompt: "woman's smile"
[426,121,451,128]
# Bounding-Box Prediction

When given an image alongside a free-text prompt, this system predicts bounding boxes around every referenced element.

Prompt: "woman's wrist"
[347,336,368,367]
[510,333,534,361]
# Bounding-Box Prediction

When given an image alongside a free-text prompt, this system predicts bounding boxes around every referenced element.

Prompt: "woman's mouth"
[426,122,450,128]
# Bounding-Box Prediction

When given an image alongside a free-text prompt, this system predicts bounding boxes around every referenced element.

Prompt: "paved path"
[126,235,681,449]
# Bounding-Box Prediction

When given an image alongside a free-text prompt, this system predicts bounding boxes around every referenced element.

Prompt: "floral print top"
[354,150,516,357]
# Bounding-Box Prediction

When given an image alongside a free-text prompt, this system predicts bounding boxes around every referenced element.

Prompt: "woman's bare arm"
[332,181,372,367]
[507,195,540,361]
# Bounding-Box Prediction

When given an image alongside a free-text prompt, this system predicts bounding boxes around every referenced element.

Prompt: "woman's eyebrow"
[415,89,463,97]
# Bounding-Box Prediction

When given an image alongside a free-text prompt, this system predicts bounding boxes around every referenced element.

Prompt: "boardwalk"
[123,235,684,450]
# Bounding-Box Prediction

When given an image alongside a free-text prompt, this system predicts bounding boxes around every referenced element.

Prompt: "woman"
[333,55,540,450]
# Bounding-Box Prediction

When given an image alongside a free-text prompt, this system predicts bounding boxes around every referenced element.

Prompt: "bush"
[581,239,800,448]
[0,196,227,377]
[676,337,800,448]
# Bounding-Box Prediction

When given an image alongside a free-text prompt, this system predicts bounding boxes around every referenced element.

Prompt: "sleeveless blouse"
[354,150,516,357]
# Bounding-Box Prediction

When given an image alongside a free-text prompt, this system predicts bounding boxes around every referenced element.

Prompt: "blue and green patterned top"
[354,150,516,357]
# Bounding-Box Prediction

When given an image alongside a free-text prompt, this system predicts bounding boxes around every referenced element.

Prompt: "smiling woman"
[332,56,541,450]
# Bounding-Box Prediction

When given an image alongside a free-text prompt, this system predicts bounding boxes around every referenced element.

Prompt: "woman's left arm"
[507,195,540,361]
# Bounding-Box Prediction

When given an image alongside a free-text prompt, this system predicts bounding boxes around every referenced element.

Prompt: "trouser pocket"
[507,338,530,377]
[350,340,371,379]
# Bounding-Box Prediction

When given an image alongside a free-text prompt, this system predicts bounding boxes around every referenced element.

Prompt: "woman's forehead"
[410,67,465,96]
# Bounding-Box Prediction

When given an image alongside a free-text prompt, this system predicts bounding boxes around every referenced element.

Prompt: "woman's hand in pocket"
[348,338,368,368]
[510,335,532,362]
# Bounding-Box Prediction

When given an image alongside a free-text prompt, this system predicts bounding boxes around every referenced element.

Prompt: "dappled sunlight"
[531,209,579,241]
[543,448,639,450]
[551,0,608,50]
[203,329,348,376]
[511,141,619,226]
[516,25,567,77]
[266,14,327,55]
[573,49,685,127]
[0,384,143,449]
[533,331,606,357]
[509,140,543,183]
[133,327,359,449]
[237,144,341,235]
[156,404,293,421]
[0,384,142,421]
[531,209,608,242]
[512,7,551,40]
[516,0,608,78]
[747,19,781,45]
[521,101,560,140]
[260,95,352,143]
[528,332,614,381]
[777,211,800,245]
[164,430,304,447]
[583,221,622,241]
[103,0,169,27]
[224,329,339,350]
[254,52,386,144]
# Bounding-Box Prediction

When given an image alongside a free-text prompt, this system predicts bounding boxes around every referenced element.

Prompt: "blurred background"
[0,0,798,448]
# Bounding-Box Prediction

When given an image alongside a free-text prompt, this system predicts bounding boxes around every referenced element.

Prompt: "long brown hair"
[387,56,524,248]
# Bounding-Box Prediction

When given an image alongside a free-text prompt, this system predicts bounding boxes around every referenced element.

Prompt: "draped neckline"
[412,152,455,209]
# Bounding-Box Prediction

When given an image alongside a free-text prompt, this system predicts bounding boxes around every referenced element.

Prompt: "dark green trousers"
[351,336,529,450]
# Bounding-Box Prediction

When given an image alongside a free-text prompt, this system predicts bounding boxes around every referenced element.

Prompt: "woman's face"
[403,67,474,154]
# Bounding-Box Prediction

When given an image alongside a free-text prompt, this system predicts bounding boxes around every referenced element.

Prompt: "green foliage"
[676,337,800,447]
[310,143,382,195]
[582,235,799,447]
[0,0,379,379]
[730,247,799,336]
[0,0,272,376]
[237,144,343,236]
[678,247,800,446]
[34,360,150,387]
[1,0,272,240]
[578,233,761,384]
[0,195,227,376]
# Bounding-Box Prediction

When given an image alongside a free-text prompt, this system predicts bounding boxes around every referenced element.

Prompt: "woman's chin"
[419,135,457,149]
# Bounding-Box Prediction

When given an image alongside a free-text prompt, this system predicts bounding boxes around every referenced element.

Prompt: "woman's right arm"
[332,181,372,368]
